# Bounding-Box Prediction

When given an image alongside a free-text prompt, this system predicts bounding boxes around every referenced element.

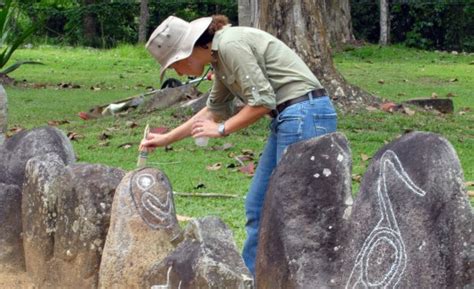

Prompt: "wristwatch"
[217,122,227,136]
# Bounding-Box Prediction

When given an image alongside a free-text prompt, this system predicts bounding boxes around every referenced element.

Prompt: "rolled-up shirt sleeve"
[218,41,276,110]
[206,76,235,120]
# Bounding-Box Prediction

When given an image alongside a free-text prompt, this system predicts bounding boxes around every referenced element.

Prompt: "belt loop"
[308,91,315,105]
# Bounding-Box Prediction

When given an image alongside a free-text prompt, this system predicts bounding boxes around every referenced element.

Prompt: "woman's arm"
[191,104,271,138]
[139,106,216,150]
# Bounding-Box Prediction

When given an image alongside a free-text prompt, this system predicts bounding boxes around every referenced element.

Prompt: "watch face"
[218,123,225,135]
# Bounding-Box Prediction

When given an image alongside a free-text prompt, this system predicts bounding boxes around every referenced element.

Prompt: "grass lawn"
[5,44,473,249]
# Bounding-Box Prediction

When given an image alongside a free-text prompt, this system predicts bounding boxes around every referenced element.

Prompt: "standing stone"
[0,85,7,145]
[143,216,254,289]
[0,126,75,273]
[22,153,69,283]
[0,126,75,186]
[0,182,23,272]
[99,167,181,289]
[49,163,125,289]
[341,132,472,288]
[255,132,353,288]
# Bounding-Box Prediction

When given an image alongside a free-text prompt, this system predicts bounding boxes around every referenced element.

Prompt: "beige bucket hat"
[146,16,213,81]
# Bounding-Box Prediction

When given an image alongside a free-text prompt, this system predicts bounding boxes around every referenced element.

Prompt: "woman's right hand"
[139,133,168,152]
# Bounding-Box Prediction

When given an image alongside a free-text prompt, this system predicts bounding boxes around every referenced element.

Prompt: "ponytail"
[195,15,230,47]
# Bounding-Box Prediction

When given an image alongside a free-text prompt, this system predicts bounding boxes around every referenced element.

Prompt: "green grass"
[5,44,473,249]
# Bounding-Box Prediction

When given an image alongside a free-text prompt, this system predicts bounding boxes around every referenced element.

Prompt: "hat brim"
[158,17,212,82]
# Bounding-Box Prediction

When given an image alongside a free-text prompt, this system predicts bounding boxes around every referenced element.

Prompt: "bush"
[351,0,474,52]
[21,0,238,48]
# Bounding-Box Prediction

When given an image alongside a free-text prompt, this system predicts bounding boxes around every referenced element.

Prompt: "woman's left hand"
[191,119,221,138]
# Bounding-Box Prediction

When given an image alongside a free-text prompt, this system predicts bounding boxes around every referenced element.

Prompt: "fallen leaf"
[403,106,416,116]
[118,142,134,149]
[446,92,456,98]
[125,121,138,128]
[48,119,69,126]
[98,140,110,147]
[98,131,111,140]
[352,174,362,183]
[361,154,370,161]
[241,149,255,156]
[378,79,385,84]
[431,92,438,99]
[448,78,458,83]
[206,162,222,171]
[177,214,193,222]
[212,143,234,151]
[194,183,206,190]
[468,191,474,197]
[380,102,398,112]
[239,162,255,176]
[365,106,378,112]
[236,155,254,162]
[90,86,101,91]
[465,181,474,187]
[67,132,83,141]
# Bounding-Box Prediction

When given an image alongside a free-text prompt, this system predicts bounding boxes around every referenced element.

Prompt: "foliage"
[350,0,474,52]
[19,0,237,48]
[0,0,39,75]
[6,45,474,245]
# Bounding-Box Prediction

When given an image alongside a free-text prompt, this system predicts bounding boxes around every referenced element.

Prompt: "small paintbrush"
[137,123,150,168]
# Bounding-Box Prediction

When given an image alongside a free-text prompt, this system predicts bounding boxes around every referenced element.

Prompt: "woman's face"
[170,46,211,77]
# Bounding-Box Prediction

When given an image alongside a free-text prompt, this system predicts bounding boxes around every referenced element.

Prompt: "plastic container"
[194,137,209,147]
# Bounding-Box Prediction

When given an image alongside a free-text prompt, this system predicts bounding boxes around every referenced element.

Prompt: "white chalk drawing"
[346,150,427,288]
[151,266,183,289]
[130,170,175,229]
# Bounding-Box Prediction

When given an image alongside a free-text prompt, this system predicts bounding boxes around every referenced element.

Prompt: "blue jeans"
[242,94,337,275]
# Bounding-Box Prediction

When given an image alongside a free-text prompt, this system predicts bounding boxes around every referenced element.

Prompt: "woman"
[140,15,337,275]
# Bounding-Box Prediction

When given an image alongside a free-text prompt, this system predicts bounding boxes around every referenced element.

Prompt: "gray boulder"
[22,153,69,282]
[144,216,254,289]
[99,167,181,289]
[255,132,352,288]
[0,126,75,273]
[341,132,472,289]
[0,126,75,186]
[256,131,473,289]
[22,159,125,289]
[0,182,23,272]
[51,163,125,288]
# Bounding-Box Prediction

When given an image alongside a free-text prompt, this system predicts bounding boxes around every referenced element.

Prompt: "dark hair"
[195,15,229,48]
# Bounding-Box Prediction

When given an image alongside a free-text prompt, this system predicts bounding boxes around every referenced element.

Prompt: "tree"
[82,0,98,47]
[379,0,390,45]
[250,0,379,107]
[138,0,149,43]
[321,0,355,51]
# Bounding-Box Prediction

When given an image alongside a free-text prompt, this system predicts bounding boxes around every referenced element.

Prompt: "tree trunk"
[238,0,258,26]
[254,0,379,108]
[379,0,390,45]
[138,0,150,43]
[322,0,355,51]
[82,0,98,47]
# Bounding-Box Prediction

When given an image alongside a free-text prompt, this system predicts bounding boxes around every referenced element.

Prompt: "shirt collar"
[211,24,231,51]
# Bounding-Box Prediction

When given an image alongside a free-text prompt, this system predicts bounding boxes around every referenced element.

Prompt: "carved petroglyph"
[150,266,182,289]
[346,150,427,288]
[130,170,175,230]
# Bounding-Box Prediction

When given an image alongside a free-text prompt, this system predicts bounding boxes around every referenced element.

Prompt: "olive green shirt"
[206,26,323,119]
